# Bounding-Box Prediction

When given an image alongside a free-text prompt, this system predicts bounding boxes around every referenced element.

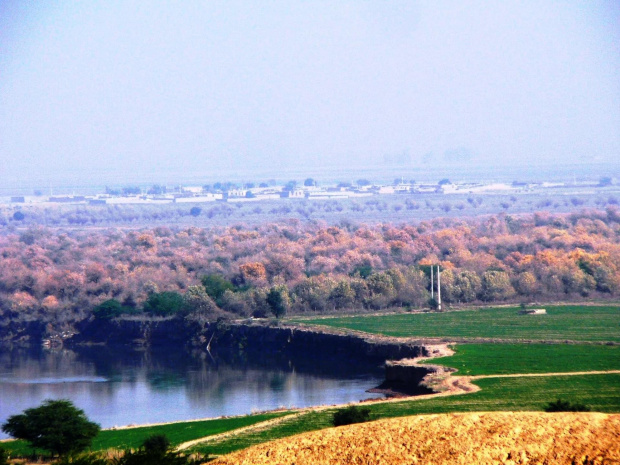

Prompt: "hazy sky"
[1,1,619,187]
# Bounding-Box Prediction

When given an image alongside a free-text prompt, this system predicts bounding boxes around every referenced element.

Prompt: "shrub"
[116,434,200,465]
[142,434,170,455]
[332,405,371,427]
[544,399,591,412]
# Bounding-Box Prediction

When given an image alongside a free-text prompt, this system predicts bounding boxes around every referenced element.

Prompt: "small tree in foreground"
[332,405,371,427]
[1,399,100,457]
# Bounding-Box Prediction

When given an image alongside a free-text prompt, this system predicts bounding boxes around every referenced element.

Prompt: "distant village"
[6,176,614,206]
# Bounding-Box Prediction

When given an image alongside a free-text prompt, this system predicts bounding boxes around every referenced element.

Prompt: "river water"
[0,346,384,439]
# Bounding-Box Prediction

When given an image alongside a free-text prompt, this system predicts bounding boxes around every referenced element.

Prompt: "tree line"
[0,208,619,335]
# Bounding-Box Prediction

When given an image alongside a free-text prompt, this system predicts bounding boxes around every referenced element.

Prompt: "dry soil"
[210,412,620,465]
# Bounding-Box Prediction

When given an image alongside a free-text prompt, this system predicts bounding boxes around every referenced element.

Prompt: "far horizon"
[1,160,617,197]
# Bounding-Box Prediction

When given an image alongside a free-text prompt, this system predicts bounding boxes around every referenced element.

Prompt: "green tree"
[1,399,100,457]
[266,285,290,318]
[92,299,124,320]
[143,292,184,316]
[201,274,235,305]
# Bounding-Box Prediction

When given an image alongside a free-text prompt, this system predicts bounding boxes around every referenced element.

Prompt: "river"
[0,346,384,439]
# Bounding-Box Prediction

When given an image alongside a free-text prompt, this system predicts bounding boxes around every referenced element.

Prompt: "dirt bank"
[211,412,620,464]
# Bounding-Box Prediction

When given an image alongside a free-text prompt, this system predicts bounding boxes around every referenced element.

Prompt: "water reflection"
[0,346,383,439]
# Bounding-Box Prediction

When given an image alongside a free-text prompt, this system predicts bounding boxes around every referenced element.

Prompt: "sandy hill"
[211,412,620,465]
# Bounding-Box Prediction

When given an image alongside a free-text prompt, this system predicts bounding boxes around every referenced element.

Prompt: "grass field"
[292,305,620,342]
[423,343,620,375]
[189,373,620,456]
[1,411,292,457]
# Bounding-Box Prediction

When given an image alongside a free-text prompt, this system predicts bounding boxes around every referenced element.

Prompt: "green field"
[293,305,620,342]
[1,411,291,457]
[189,373,620,456]
[423,343,620,375]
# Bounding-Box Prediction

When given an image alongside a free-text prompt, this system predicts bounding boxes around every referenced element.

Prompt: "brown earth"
[210,412,620,465]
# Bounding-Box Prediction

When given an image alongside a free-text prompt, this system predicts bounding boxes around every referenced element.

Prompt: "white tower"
[437,265,442,311]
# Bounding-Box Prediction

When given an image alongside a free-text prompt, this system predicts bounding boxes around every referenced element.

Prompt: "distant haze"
[1,1,619,189]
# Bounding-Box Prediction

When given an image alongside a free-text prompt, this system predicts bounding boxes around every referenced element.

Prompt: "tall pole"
[430,266,434,300]
[437,265,442,311]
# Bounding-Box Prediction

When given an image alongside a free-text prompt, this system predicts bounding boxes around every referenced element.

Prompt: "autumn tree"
[515,271,538,296]
[182,286,219,316]
[292,277,334,312]
[239,262,267,287]
[481,270,515,301]
[329,280,355,309]
[366,272,396,308]
[453,271,482,302]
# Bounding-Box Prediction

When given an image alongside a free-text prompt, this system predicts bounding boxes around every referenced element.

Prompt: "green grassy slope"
[294,305,620,342]
[423,343,620,375]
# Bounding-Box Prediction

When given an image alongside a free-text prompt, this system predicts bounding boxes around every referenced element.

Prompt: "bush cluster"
[332,405,372,427]
[544,399,591,412]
